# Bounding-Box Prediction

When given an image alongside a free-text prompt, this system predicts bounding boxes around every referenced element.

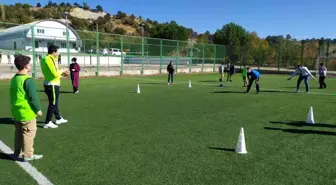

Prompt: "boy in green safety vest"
[10,55,43,161]
[242,63,248,87]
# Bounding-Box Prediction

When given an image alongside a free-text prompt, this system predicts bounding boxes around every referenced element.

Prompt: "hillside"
[0,2,194,42]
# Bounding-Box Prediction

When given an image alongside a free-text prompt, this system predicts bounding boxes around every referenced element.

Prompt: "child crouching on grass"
[10,55,43,161]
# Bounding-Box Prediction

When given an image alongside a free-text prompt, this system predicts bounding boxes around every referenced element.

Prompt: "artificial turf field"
[0,73,336,185]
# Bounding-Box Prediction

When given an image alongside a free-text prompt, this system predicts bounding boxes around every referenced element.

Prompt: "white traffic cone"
[137,84,140,94]
[188,80,192,88]
[235,127,247,154]
[306,106,314,124]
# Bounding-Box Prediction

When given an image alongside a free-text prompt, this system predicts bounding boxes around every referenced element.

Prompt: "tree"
[113,27,126,35]
[23,4,31,9]
[96,5,103,12]
[104,22,115,33]
[83,2,90,10]
[115,11,126,19]
[213,22,250,63]
[36,3,41,7]
[149,21,189,41]
[197,34,209,43]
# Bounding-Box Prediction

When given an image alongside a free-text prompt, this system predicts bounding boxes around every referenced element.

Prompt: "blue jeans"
[297,75,309,92]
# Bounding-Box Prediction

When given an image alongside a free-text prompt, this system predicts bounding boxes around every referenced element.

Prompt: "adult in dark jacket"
[69,57,80,93]
[167,61,175,85]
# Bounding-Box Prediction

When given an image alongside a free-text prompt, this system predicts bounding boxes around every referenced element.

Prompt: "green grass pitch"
[0,73,336,185]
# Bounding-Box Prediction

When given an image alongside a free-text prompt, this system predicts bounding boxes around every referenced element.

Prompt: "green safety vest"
[10,74,36,121]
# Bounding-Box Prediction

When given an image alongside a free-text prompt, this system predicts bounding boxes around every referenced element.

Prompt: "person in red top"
[69,57,80,93]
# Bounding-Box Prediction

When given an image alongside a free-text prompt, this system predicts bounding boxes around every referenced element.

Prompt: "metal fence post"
[96,24,100,76]
[325,40,330,67]
[176,41,179,73]
[160,39,163,74]
[301,40,305,65]
[189,45,192,73]
[202,44,205,73]
[277,42,281,71]
[213,45,216,72]
[257,41,261,70]
[120,35,124,75]
[141,36,144,75]
[31,25,37,78]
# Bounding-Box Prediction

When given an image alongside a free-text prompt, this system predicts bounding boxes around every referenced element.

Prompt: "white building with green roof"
[0,20,81,53]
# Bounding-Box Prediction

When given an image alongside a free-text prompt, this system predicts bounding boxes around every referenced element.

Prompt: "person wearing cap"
[10,55,43,161]
[69,57,80,93]
[40,45,69,129]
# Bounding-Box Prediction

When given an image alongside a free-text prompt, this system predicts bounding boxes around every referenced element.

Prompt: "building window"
[36,29,45,34]
[63,31,66,36]
[35,41,39,48]
[61,42,66,48]
[73,43,76,48]
[14,42,16,49]
[47,42,54,47]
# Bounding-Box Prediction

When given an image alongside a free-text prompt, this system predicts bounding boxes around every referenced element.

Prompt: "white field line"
[120,77,335,96]
[0,140,54,185]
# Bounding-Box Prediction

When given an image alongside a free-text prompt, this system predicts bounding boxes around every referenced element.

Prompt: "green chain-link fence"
[0,21,228,78]
[1,21,336,79]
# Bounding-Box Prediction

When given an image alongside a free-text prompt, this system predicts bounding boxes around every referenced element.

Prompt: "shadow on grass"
[260,90,295,93]
[141,82,161,85]
[211,91,245,94]
[269,121,336,128]
[206,147,235,152]
[264,127,336,136]
[0,118,14,125]
[38,90,73,94]
[281,86,320,90]
[0,152,14,161]
[199,80,219,83]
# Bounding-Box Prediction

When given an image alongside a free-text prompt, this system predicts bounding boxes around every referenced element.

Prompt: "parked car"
[108,48,126,56]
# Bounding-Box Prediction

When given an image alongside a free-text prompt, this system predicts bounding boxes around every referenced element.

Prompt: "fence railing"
[0,21,335,78]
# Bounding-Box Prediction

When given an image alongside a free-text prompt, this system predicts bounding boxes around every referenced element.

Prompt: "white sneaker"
[24,154,43,162]
[56,118,68,125]
[43,122,58,129]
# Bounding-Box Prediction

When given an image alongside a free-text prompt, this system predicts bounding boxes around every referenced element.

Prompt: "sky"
[2,0,336,39]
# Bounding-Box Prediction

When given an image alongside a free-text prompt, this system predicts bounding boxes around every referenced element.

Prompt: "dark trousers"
[168,73,174,83]
[319,76,326,88]
[246,77,260,93]
[44,85,62,123]
[73,86,78,92]
[297,75,309,92]
[227,72,232,81]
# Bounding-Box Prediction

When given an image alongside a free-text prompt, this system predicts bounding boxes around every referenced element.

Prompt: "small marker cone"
[137,84,140,94]
[306,106,314,124]
[188,80,192,88]
[235,127,247,154]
